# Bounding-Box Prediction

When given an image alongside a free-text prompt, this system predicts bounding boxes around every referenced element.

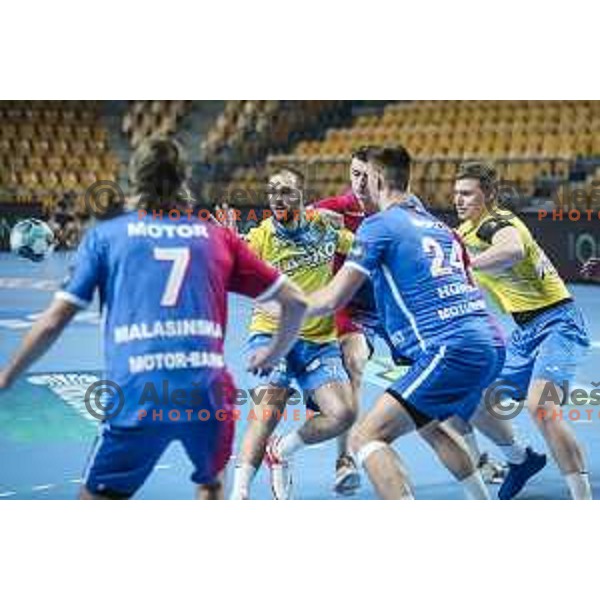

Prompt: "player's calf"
[527,378,590,500]
[294,381,356,446]
[348,410,414,500]
[337,332,368,492]
[230,386,290,499]
[419,423,490,500]
[272,381,356,464]
[340,332,369,388]
[262,381,356,499]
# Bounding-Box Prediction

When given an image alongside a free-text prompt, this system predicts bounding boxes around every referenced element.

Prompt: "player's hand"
[210,203,239,233]
[247,347,279,377]
[581,258,600,280]
[315,208,344,229]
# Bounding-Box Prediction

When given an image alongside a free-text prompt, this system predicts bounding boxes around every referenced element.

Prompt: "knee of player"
[525,381,559,417]
[527,399,558,424]
[335,402,357,430]
[343,352,368,381]
[526,397,542,419]
[348,426,370,457]
[447,415,473,436]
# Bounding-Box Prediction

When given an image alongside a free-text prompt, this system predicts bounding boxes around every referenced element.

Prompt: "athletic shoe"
[478,452,509,485]
[498,447,547,500]
[265,436,293,500]
[334,455,361,495]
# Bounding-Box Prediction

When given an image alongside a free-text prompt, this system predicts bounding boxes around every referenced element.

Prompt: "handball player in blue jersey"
[308,146,506,499]
[0,137,307,499]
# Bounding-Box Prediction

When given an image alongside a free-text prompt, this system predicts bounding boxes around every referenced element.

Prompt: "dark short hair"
[456,161,497,197]
[365,146,411,192]
[130,136,189,210]
[351,145,378,163]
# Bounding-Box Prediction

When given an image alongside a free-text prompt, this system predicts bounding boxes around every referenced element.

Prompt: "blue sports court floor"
[1,252,599,499]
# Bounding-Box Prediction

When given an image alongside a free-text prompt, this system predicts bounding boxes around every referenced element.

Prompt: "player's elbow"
[39,300,77,337]
[505,242,525,265]
[491,230,525,266]
[31,313,65,346]
[323,292,342,314]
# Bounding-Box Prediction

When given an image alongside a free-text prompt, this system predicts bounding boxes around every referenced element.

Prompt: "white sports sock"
[566,472,592,500]
[498,442,527,465]
[463,432,481,462]
[461,471,491,500]
[229,463,256,500]
[278,431,305,459]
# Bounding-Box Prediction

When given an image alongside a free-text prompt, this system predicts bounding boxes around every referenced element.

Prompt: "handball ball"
[10,218,55,262]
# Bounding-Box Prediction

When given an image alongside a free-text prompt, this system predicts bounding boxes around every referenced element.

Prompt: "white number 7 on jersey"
[153,247,190,306]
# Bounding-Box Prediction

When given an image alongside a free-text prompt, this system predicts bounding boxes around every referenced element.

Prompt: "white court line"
[0,475,86,499]
[155,464,172,471]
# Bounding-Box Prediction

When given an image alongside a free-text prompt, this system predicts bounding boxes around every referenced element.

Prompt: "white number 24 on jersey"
[422,236,465,278]
[153,247,190,306]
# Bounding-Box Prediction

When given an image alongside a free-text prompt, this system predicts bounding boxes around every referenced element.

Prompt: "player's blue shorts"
[363,322,387,359]
[363,322,414,364]
[246,334,349,409]
[83,420,234,498]
[499,300,590,400]
[387,332,506,424]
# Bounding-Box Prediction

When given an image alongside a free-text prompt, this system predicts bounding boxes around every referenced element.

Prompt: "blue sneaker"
[498,448,547,500]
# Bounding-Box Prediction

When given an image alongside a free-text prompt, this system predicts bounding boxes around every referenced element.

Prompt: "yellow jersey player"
[229,168,357,499]
[453,161,591,500]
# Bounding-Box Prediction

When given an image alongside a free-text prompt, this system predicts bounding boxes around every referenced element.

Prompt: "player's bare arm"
[0,298,79,390]
[307,264,368,318]
[313,208,345,229]
[470,226,525,272]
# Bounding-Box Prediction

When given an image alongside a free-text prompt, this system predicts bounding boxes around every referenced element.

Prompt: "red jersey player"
[311,147,376,495]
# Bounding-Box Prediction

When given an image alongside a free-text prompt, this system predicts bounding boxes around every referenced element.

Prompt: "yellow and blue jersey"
[456,208,570,315]
[246,214,354,343]
[457,208,590,395]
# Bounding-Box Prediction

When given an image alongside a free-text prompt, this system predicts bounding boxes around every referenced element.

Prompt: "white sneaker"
[265,436,293,500]
[334,455,361,495]
[478,452,509,485]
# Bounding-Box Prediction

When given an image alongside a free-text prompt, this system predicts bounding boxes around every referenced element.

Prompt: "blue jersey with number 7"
[57,212,282,426]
